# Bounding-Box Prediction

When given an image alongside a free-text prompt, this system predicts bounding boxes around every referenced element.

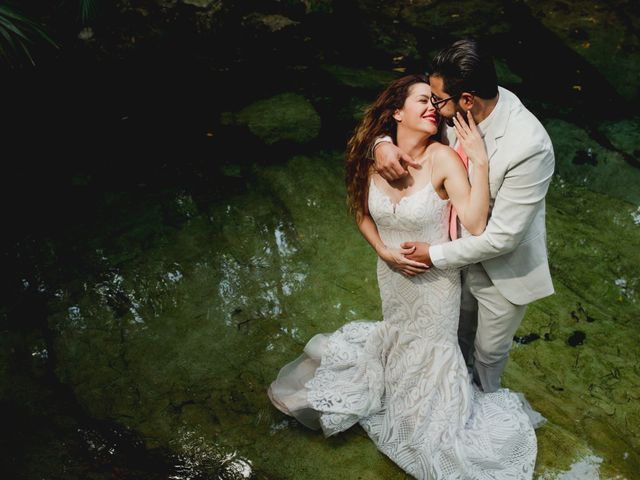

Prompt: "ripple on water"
[170,429,253,480]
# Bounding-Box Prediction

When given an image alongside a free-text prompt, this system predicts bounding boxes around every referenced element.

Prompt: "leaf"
[0,4,58,67]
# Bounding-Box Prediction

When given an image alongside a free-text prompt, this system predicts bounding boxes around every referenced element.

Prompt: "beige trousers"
[457,263,527,393]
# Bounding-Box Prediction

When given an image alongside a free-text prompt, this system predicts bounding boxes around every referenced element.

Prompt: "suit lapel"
[485,87,512,161]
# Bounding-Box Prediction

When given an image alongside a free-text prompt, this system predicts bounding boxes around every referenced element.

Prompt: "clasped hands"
[377,241,432,277]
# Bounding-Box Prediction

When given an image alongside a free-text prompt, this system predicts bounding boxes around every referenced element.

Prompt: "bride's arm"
[356,203,429,276]
[441,112,490,235]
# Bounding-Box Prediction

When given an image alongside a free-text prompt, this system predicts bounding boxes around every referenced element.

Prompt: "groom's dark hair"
[430,38,498,99]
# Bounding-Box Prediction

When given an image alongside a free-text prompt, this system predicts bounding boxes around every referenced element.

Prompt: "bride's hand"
[377,244,430,277]
[453,111,488,166]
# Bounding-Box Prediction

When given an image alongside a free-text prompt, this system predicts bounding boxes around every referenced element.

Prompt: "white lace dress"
[269,179,537,479]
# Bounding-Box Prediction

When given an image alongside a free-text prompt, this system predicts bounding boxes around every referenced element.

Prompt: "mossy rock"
[242,13,299,32]
[321,64,399,91]
[232,93,321,145]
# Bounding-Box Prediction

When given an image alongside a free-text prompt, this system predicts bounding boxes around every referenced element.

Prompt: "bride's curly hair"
[345,74,429,222]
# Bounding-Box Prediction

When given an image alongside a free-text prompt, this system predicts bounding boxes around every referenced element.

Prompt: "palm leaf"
[79,0,98,25]
[0,4,58,67]
[0,16,30,42]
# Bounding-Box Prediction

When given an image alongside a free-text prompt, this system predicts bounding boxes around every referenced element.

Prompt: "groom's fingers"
[401,152,421,169]
[455,112,470,133]
[452,117,465,140]
[389,157,407,177]
[466,110,477,129]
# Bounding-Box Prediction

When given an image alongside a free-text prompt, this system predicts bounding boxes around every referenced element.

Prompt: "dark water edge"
[2,1,640,478]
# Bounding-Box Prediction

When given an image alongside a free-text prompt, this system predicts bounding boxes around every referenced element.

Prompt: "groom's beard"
[444,104,467,127]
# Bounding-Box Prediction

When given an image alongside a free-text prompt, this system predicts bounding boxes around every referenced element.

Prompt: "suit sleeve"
[436,141,555,268]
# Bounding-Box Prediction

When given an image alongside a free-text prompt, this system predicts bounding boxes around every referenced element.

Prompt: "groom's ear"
[460,93,475,110]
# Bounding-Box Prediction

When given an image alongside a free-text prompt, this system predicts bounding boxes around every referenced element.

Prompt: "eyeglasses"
[430,91,476,109]
[430,93,460,109]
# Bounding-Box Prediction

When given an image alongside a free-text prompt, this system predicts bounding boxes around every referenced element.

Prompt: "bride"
[268,74,537,479]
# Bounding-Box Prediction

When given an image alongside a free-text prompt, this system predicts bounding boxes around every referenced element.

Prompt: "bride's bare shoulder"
[429,142,457,159]
[429,142,461,172]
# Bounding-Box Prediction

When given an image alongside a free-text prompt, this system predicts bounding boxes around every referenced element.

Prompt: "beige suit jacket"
[439,86,555,305]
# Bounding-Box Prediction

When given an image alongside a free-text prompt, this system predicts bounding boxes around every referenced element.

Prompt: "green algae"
[506,178,640,478]
[229,93,321,145]
[34,148,638,479]
[544,118,640,204]
[599,117,640,158]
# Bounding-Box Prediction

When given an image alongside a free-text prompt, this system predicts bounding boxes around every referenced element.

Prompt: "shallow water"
[2,0,640,478]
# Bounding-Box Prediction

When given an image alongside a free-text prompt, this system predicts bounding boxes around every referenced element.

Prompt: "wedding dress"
[268,178,538,479]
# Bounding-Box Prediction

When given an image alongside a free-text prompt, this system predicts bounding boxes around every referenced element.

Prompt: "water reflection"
[274,221,297,257]
[216,215,308,327]
[171,429,253,480]
[540,454,604,480]
[67,305,86,330]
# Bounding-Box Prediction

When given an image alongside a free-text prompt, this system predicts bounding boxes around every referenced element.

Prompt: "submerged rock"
[230,93,321,145]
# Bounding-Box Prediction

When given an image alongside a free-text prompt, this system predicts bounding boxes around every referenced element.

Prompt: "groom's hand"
[374,142,420,182]
[401,241,432,267]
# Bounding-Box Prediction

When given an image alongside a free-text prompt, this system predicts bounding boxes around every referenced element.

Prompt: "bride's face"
[393,83,440,137]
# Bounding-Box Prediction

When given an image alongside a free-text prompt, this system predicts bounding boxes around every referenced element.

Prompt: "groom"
[373,39,555,393]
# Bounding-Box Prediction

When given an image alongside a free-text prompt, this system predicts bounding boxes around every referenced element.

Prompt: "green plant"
[79,0,98,25]
[0,4,58,66]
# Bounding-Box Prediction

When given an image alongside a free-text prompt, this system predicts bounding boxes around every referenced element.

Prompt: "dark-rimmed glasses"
[430,93,460,109]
